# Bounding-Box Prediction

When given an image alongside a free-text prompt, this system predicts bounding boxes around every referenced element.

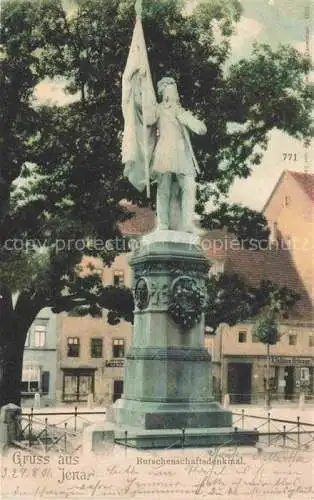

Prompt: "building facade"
[205,321,314,403]
[55,203,156,406]
[55,253,134,405]
[22,307,60,406]
[204,171,314,403]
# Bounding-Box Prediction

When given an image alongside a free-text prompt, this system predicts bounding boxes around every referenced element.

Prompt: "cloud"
[230,17,263,52]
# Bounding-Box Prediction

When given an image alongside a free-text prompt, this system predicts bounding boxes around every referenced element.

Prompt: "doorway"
[227,363,252,404]
[113,380,124,402]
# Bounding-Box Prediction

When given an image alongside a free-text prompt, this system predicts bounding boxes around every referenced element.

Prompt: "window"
[21,365,40,393]
[289,334,297,346]
[112,339,125,358]
[238,331,247,343]
[67,337,80,357]
[32,325,46,348]
[113,270,124,286]
[91,338,103,358]
[284,195,291,207]
[309,336,314,347]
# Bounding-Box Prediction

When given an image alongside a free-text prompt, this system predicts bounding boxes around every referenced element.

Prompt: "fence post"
[297,416,300,449]
[181,428,185,449]
[45,417,48,452]
[29,408,33,447]
[241,409,245,430]
[124,430,128,447]
[74,406,78,432]
[64,423,67,452]
[234,426,238,448]
[267,412,271,446]
[282,425,286,448]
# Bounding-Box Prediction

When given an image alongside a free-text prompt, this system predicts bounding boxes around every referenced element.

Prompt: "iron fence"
[14,407,106,453]
[10,407,314,453]
[232,408,314,450]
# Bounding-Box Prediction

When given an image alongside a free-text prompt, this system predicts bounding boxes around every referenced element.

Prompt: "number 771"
[283,153,297,161]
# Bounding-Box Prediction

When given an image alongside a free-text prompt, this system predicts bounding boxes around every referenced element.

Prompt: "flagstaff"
[135,0,151,198]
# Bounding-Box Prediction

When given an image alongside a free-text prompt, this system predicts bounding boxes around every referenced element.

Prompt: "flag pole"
[135,0,150,199]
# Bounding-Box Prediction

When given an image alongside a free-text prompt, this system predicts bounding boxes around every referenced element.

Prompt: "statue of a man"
[122,15,207,233]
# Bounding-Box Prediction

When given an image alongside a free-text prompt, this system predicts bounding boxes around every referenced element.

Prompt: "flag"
[121,15,157,196]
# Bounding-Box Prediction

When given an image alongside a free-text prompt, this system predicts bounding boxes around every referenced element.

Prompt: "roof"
[288,171,314,202]
[118,204,156,236]
[263,170,314,212]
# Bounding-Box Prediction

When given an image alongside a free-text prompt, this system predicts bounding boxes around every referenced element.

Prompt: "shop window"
[309,336,314,347]
[238,331,247,343]
[300,367,310,383]
[289,334,297,346]
[67,337,80,357]
[91,338,103,358]
[112,339,125,358]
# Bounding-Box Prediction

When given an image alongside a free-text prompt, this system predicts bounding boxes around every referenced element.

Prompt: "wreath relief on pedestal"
[168,275,207,329]
[134,277,150,310]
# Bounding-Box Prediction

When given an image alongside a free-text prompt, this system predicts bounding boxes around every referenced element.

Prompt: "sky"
[225,0,313,210]
[33,0,313,211]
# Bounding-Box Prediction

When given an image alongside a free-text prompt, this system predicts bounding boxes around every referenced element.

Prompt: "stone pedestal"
[103,231,258,449]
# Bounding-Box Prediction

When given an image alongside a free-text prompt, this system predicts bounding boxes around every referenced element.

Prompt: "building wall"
[56,254,133,405]
[22,307,59,406]
[205,321,314,402]
[56,314,132,405]
[264,172,314,316]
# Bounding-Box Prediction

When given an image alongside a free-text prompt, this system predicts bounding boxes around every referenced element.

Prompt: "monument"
[90,1,258,449]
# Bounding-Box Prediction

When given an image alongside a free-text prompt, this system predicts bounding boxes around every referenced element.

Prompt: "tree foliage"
[252,311,279,345]
[205,276,300,332]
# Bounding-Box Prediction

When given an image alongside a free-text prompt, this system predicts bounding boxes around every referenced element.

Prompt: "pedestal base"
[110,399,233,429]
[88,422,259,451]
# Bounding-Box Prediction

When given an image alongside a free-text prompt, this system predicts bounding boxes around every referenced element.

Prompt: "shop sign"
[104,359,125,368]
[270,356,314,366]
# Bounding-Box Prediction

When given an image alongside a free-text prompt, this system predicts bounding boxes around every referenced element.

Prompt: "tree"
[205,276,299,332]
[251,281,299,408]
[0,0,311,407]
